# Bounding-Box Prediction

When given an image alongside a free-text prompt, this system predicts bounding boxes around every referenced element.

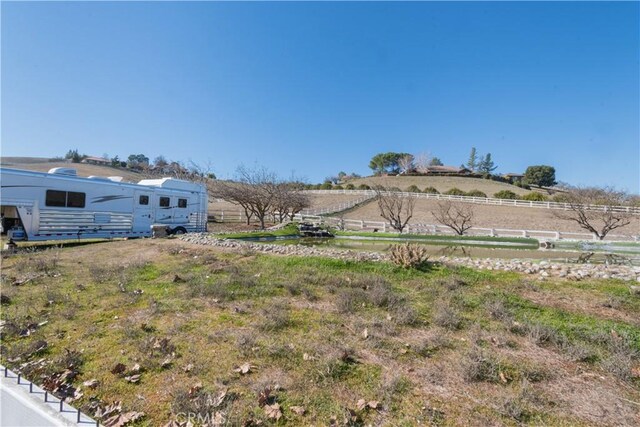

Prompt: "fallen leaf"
[362,328,369,339]
[356,399,367,411]
[188,382,203,398]
[367,401,379,409]
[258,386,272,407]
[290,405,306,416]
[83,379,99,388]
[103,411,145,427]
[183,363,194,373]
[499,371,508,383]
[131,363,141,373]
[111,363,126,376]
[264,403,282,420]
[124,374,141,383]
[233,362,255,375]
[161,357,173,369]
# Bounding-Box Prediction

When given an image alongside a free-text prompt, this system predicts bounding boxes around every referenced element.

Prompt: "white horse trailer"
[0,167,208,241]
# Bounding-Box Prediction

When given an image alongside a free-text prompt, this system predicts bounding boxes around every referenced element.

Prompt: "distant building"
[81,156,110,166]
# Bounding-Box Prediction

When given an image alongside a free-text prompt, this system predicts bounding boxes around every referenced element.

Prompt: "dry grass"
[1,239,639,426]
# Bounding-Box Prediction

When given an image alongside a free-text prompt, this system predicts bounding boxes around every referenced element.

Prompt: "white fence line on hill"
[207,210,639,243]
[300,195,375,215]
[302,189,640,214]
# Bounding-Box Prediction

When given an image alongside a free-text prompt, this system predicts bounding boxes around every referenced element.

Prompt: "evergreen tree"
[466,147,478,171]
[478,153,497,174]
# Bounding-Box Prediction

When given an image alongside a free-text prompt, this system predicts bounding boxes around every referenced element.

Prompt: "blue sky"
[2,1,639,192]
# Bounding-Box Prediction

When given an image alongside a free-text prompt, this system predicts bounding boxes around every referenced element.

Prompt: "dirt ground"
[344,199,640,236]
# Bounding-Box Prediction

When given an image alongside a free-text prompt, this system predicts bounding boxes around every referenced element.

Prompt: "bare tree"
[397,154,415,175]
[552,187,634,240]
[414,152,433,174]
[374,186,416,232]
[432,201,474,235]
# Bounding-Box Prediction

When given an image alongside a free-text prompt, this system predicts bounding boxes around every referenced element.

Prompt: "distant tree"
[432,201,474,235]
[326,176,340,185]
[477,153,497,174]
[374,186,416,232]
[127,154,149,168]
[523,165,557,187]
[337,171,347,180]
[369,152,412,175]
[466,147,478,172]
[154,155,168,168]
[65,149,82,163]
[110,155,121,167]
[429,157,443,166]
[552,187,633,240]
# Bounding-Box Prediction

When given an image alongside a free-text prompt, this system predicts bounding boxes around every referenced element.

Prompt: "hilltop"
[1,157,148,183]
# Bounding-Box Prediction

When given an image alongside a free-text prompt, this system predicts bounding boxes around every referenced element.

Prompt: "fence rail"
[1,364,98,426]
[207,210,639,243]
[302,189,640,214]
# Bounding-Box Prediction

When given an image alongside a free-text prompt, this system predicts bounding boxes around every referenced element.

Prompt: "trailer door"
[133,191,154,233]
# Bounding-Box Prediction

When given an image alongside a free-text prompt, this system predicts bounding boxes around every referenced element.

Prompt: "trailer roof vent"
[48,167,77,176]
[108,176,124,182]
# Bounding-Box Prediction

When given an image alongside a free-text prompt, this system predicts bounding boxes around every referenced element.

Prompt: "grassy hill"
[346,175,538,196]
[1,157,148,183]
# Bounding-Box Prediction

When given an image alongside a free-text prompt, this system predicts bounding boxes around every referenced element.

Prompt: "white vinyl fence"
[207,210,639,243]
[302,190,640,215]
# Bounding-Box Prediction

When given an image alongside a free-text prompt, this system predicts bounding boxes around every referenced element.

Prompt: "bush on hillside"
[345,183,355,190]
[358,184,371,190]
[466,190,487,198]
[521,192,548,202]
[334,185,344,190]
[423,186,440,194]
[493,190,518,200]
[444,188,466,196]
[320,182,333,190]
[406,185,421,193]
[552,193,571,203]
[389,187,402,192]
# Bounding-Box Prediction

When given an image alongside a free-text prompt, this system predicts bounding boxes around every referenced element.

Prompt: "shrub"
[434,303,463,330]
[389,243,429,269]
[422,186,440,194]
[320,182,333,190]
[333,185,344,190]
[406,185,421,193]
[345,183,355,190]
[443,188,465,196]
[493,190,518,200]
[521,192,547,201]
[465,189,487,198]
[358,184,371,190]
[258,302,291,332]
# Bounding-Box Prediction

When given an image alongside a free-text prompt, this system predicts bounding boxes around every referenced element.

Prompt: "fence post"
[490,229,496,237]
[382,222,386,233]
[522,230,528,238]
[360,220,364,229]
[221,211,224,222]
[555,232,560,240]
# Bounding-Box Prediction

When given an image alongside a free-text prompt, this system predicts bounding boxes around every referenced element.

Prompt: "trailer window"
[45,190,66,207]
[45,190,86,208]
[139,195,149,205]
[67,192,86,208]
[159,197,170,207]
[178,198,187,208]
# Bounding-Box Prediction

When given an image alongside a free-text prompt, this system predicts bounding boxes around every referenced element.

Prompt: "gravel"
[179,233,640,282]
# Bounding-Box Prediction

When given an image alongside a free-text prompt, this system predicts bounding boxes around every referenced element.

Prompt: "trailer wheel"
[172,226,187,235]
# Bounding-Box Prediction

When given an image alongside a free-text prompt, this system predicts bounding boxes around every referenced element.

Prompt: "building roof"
[82,156,110,163]
[426,165,470,173]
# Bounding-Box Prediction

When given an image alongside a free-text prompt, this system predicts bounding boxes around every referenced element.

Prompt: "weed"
[413,332,454,357]
[336,288,368,314]
[389,243,429,269]
[500,380,544,422]
[257,302,291,332]
[434,276,468,291]
[433,302,463,330]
